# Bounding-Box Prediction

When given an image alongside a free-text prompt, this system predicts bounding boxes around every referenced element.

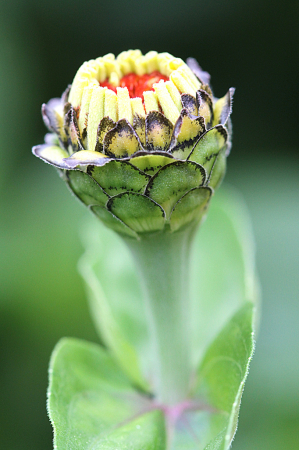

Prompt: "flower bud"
[33,51,234,238]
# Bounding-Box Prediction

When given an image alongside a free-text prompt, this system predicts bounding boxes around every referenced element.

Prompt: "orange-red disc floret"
[100,71,169,100]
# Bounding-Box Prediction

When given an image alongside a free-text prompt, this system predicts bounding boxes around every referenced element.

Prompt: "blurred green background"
[0,0,298,448]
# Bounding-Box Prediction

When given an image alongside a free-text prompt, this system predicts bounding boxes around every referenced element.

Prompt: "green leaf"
[190,187,258,367]
[199,303,254,430]
[171,302,255,450]
[48,338,166,450]
[79,221,152,383]
[78,250,149,391]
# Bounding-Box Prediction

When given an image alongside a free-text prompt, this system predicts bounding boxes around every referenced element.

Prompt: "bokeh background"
[0,0,298,448]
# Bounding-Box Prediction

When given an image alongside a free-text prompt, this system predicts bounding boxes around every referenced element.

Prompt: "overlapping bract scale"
[33,52,234,237]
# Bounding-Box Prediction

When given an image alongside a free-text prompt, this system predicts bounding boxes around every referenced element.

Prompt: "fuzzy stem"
[124,224,197,405]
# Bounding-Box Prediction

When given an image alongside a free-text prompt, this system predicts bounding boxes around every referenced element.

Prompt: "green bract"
[33,50,234,237]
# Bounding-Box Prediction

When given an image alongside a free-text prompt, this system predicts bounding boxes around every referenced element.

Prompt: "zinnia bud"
[33,50,234,238]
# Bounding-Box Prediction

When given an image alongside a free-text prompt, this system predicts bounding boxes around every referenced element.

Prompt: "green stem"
[124,224,197,405]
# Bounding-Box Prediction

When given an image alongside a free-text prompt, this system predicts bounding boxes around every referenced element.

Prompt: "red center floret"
[100,71,169,100]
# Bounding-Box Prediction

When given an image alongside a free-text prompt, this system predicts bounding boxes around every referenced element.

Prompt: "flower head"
[33,50,234,238]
